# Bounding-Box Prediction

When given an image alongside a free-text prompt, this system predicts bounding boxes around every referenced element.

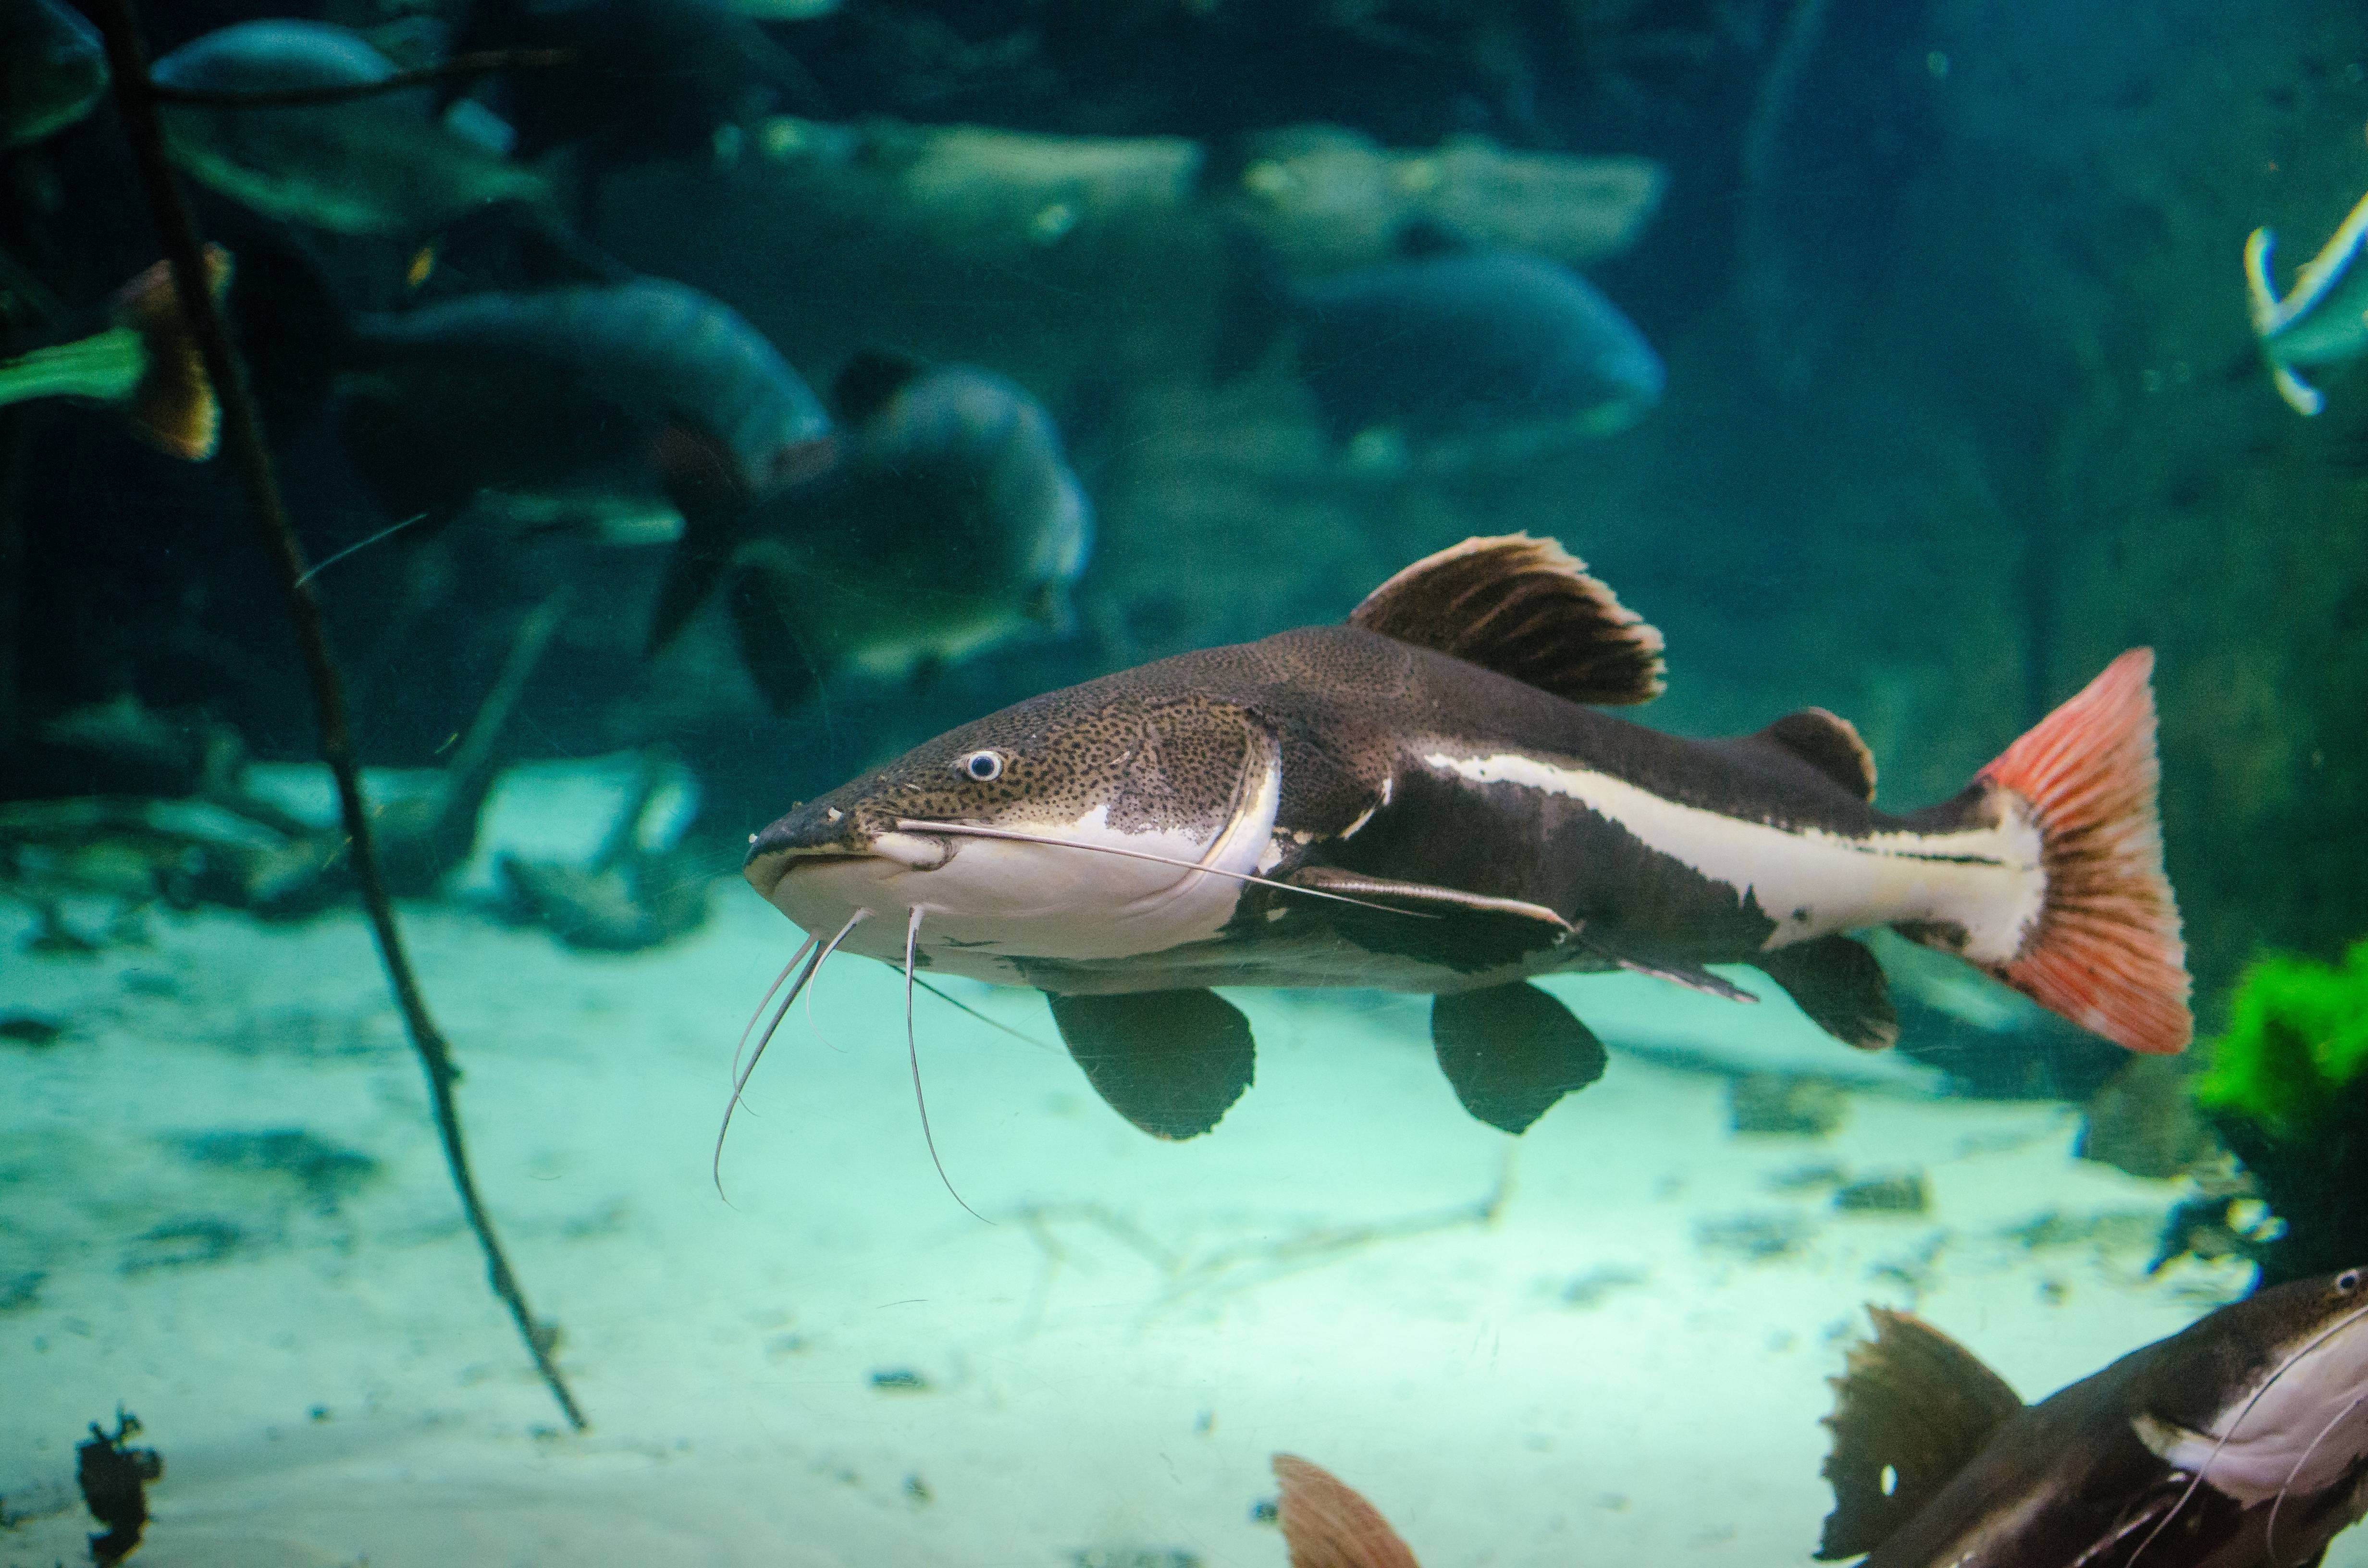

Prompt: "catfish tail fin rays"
[1946,649,2191,1055]
[1271,1455,1423,1568]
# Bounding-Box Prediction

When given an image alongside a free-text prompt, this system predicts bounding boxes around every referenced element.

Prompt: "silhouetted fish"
[152,21,551,237]
[1820,1269,2368,1568]
[1246,240,1664,467]
[2246,190,2368,416]
[449,0,824,163]
[0,249,228,460]
[702,350,1091,710]
[325,277,833,628]
[0,0,107,149]
[741,533,2188,1141]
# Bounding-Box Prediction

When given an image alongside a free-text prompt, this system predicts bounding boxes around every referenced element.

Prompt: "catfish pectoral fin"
[1430,982,1606,1135]
[1044,989,1255,1140]
[1756,934,1899,1051]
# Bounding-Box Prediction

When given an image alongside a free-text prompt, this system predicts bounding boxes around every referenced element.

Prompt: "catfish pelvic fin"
[1756,935,1898,1051]
[1817,1307,2024,1561]
[1348,533,1665,706]
[1044,988,1255,1140]
[1430,981,1606,1134]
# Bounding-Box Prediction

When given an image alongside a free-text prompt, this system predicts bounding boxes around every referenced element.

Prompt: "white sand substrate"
[0,761,2343,1568]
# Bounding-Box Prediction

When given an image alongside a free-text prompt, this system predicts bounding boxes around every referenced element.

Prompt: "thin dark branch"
[147,47,575,110]
[84,0,586,1433]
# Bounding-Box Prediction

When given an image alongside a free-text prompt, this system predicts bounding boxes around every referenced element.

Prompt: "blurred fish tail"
[0,247,231,460]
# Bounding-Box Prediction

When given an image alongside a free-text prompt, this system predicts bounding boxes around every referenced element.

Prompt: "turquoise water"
[6,0,2368,1563]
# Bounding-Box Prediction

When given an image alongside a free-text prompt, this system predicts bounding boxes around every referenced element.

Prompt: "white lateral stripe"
[1421,750,2046,963]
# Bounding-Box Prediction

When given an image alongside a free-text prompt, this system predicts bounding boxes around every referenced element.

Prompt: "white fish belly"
[1421,751,2046,964]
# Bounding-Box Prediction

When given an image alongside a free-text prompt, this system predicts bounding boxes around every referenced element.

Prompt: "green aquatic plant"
[2193,939,2368,1141]
[2191,938,2368,1286]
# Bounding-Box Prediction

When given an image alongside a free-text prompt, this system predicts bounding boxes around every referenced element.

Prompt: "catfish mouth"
[742,821,951,901]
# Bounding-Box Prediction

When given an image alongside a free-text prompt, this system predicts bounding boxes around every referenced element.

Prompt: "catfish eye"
[955,749,1005,783]
[2339,1268,2362,1295]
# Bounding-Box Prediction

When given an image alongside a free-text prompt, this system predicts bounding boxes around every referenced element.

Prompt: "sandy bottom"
[0,762,2343,1568]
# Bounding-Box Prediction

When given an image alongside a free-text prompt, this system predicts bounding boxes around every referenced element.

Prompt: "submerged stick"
[86,0,585,1432]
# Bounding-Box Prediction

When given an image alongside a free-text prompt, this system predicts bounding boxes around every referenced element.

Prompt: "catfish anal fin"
[1430,981,1606,1134]
[1817,1307,2024,1561]
[1756,935,1898,1051]
[1044,989,1255,1140]
[1348,533,1665,706]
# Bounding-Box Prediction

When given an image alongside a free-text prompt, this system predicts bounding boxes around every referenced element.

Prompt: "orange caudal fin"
[1272,1455,1422,1568]
[109,246,232,461]
[1976,649,2192,1054]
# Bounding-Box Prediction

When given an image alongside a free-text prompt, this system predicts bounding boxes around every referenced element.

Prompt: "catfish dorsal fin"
[1757,708,1877,800]
[1816,1307,2024,1561]
[1349,534,1666,706]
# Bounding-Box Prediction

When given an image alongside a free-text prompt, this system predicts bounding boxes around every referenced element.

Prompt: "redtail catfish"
[739,534,2190,1141]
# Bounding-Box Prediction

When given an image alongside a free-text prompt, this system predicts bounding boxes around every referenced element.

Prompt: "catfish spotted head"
[743,681,1280,969]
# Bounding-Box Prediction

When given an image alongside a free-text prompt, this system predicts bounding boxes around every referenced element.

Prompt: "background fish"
[316,274,835,632]
[152,20,553,238]
[741,534,2188,1141]
[1230,234,1665,469]
[2245,189,2368,416]
[0,248,228,459]
[1820,1268,2368,1567]
[447,0,826,164]
[710,351,1092,710]
[0,0,107,150]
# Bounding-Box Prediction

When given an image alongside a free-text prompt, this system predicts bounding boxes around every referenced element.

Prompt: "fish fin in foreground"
[1348,533,1665,706]
[1951,648,2191,1054]
[1755,935,1898,1051]
[1430,981,1607,1133]
[1042,989,1255,1139]
[1271,1454,1422,1568]
[1817,1306,2024,1561]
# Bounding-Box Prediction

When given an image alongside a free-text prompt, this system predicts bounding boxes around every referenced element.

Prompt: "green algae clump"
[2193,940,2368,1143]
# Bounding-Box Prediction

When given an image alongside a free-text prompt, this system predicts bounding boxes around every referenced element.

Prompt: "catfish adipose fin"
[1043,989,1255,1140]
[741,531,2191,1154]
